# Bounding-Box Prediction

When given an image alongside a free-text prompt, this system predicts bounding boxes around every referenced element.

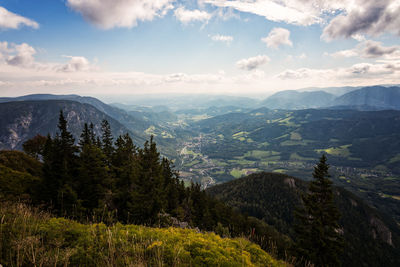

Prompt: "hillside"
[260,86,400,110]
[334,86,400,110]
[0,100,141,150]
[0,201,285,267]
[261,90,335,109]
[207,172,400,267]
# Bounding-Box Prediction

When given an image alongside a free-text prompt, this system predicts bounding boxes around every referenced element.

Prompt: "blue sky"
[0,0,399,97]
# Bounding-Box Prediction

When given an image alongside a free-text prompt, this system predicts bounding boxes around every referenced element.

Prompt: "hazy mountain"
[0,100,142,150]
[207,172,400,267]
[333,86,400,110]
[261,90,336,109]
[299,86,361,96]
[0,94,151,132]
[102,94,259,109]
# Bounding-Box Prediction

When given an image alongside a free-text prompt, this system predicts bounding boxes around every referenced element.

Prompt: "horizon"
[0,0,399,97]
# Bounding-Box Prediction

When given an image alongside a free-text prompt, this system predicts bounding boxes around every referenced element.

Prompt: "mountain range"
[260,86,400,110]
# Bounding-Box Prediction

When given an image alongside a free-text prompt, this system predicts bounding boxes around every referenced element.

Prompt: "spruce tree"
[293,154,343,267]
[101,120,114,160]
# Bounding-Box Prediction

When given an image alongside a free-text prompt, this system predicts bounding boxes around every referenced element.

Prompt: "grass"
[244,150,280,159]
[290,132,302,141]
[316,145,352,158]
[389,154,400,164]
[230,168,258,179]
[0,202,287,267]
[289,153,314,161]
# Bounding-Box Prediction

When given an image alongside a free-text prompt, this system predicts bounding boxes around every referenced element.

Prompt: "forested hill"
[207,172,400,267]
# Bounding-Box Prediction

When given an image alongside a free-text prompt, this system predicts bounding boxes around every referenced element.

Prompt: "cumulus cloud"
[204,0,325,26]
[322,0,400,40]
[262,27,292,49]
[330,40,399,59]
[210,34,233,43]
[205,1,400,40]
[66,0,174,29]
[57,56,94,72]
[0,6,39,30]
[0,42,37,68]
[0,41,95,72]
[174,7,212,24]
[236,55,270,70]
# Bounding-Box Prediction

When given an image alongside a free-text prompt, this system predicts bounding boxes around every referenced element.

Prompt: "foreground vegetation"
[0,202,286,267]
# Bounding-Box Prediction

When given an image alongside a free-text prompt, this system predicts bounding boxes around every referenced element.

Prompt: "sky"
[0,0,400,97]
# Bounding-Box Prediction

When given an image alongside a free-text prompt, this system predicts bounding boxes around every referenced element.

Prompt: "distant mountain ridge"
[334,86,400,110]
[0,94,151,132]
[0,100,141,150]
[261,90,335,109]
[261,86,400,110]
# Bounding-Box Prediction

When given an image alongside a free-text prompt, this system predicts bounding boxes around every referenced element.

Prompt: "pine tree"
[293,154,343,267]
[101,120,114,160]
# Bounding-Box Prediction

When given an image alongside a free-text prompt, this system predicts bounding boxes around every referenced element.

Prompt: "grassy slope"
[0,202,286,267]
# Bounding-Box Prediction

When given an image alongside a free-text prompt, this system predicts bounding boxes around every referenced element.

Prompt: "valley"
[1,86,400,224]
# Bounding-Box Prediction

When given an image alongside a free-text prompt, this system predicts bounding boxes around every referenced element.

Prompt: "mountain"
[261,90,336,109]
[103,94,259,109]
[299,86,361,96]
[333,86,400,110]
[0,94,151,132]
[0,100,142,150]
[207,172,400,267]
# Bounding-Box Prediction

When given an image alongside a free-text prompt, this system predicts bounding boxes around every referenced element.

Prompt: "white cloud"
[205,1,400,40]
[2,42,37,68]
[174,7,212,24]
[0,6,39,30]
[330,40,399,59]
[204,0,325,26]
[322,0,400,41]
[298,53,307,59]
[210,34,233,43]
[0,42,96,72]
[57,56,94,72]
[236,55,270,70]
[66,0,174,29]
[262,27,292,49]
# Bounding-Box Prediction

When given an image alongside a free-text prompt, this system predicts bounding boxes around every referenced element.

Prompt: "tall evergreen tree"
[42,111,79,215]
[293,154,343,266]
[101,120,114,160]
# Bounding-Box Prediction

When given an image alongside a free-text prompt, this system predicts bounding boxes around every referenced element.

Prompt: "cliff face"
[0,100,135,150]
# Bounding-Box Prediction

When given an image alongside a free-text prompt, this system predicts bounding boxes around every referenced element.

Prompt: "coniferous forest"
[0,111,291,265]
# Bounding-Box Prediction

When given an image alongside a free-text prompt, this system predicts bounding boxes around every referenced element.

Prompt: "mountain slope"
[0,100,143,150]
[207,172,400,267]
[261,90,335,109]
[0,94,151,131]
[333,86,400,110]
